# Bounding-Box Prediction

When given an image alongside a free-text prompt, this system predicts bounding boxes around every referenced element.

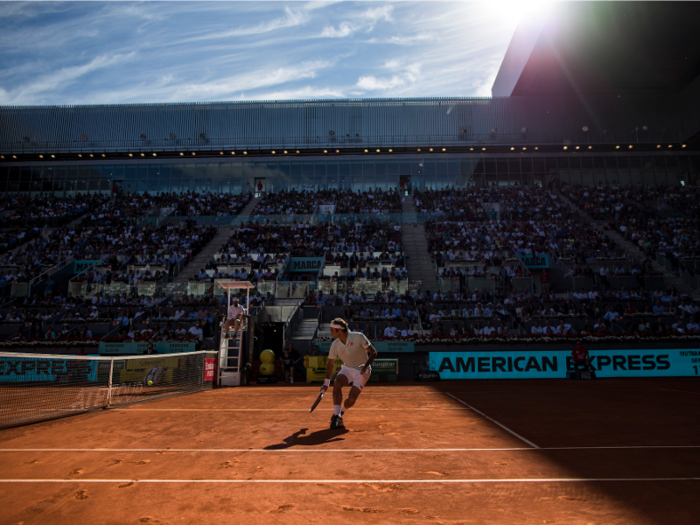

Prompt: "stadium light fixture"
[180,152,184,156]
[78,154,82,157]
[39,155,43,158]
[510,147,515,151]
[534,147,538,150]
[365,149,369,153]
[324,150,328,153]
[243,151,247,154]
[336,149,339,153]
[89,154,94,158]
[0,155,3,159]
[376,149,380,153]
[388,149,393,153]
[657,145,661,148]
[417,148,421,152]
[220,151,224,155]
[482,148,486,151]
[102,154,105,157]
[283,150,287,154]
[668,145,672,148]
[615,145,620,149]
[442,148,446,152]
[231,151,236,155]
[153,153,157,157]
[582,126,589,132]
[522,147,526,150]
[563,146,567,150]
[272,151,276,154]
[12,155,16,159]
[628,145,633,149]
[682,144,687,148]
[470,148,474,151]
[129,153,133,157]
[588,146,592,150]
[140,153,145,157]
[575,146,580,150]
[51,155,55,158]
[429,148,433,152]
[192,152,196,155]
[296,150,300,153]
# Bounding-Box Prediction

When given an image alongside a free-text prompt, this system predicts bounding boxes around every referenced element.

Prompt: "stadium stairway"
[232,195,261,224]
[556,191,680,283]
[163,226,232,296]
[400,196,439,295]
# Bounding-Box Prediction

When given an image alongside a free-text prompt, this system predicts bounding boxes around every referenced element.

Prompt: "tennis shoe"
[330,415,343,429]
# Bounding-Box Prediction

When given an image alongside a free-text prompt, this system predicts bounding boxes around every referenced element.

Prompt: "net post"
[106,357,114,407]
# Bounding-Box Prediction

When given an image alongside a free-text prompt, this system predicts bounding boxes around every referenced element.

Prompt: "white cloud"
[241,86,346,101]
[0,53,137,105]
[183,6,308,42]
[320,21,358,38]
[318,3,393,39]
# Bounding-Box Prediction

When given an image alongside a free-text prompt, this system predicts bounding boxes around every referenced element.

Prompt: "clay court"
[0,378,699,525]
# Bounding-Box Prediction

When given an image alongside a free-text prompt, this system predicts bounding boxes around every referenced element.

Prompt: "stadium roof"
[493,2,700,97]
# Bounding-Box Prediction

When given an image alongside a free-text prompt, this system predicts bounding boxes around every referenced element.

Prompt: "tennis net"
[0,350,218,430]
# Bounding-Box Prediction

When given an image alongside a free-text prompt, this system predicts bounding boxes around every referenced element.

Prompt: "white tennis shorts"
[338,365,371,391]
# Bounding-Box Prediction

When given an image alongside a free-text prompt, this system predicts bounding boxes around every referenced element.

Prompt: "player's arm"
[321,358,335,393]
[360,344,378,375]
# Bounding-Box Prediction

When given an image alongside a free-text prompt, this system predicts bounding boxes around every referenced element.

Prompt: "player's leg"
[341,367,371,419]
[331,372,349,428]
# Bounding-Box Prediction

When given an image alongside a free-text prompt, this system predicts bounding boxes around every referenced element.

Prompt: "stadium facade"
[1,2,700,195]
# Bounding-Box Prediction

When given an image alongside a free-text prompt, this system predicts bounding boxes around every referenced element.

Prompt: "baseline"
[2,478,699,484]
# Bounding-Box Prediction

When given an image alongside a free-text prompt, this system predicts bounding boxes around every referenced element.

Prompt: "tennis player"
[321,317,378,429]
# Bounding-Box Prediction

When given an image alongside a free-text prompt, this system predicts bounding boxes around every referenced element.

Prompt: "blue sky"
[0,1,530,106]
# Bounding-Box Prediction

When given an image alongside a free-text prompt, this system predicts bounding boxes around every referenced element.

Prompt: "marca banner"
[518,253,550,269]
[315,340,414,354]
[98,342,196,355]
[74,260,102,273]
[430,349,700,379]
[289,257,324,272]
[0,356,102,383]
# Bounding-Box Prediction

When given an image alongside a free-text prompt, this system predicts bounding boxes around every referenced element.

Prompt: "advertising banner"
[0,356,101,383]
[289,257,324,272]
[315,340,414,354]
[74,260,102,273]
[117,356,182,384]
[518,253,550,269]
[372,358,399,375]
[98,342,196,355]
[205,358,216,381]
[429,349,700,379]
[318,204,336,214]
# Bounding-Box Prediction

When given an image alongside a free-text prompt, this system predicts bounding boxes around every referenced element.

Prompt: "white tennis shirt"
[329,331,373,370]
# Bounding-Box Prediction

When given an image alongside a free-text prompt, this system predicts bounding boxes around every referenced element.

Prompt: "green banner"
[289,257,324,272]
[315,339,414,354]
[98,342,196,355]
[518,253,549,269]
[74,260,102,273]
[372,358,399,375]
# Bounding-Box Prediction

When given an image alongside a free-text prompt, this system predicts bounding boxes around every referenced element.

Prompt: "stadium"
[0,2,699,523]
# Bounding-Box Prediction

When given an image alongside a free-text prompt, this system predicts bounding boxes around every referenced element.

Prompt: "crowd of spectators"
[253,188,401,215]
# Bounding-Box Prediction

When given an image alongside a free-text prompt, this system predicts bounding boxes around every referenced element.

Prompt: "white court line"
[3,445,697,453]
[119,407,470,412]
[222,389,654,395]
[658,388,700,396]
[446,393,540,449]
[1,478,698,484]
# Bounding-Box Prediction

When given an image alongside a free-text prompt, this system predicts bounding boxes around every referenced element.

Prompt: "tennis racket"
[309,391,324,413]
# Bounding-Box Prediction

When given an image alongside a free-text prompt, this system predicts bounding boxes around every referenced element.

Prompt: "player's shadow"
[264,427,349,449]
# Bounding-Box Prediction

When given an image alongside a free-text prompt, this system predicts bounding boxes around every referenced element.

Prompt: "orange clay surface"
[1,378,699,525]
